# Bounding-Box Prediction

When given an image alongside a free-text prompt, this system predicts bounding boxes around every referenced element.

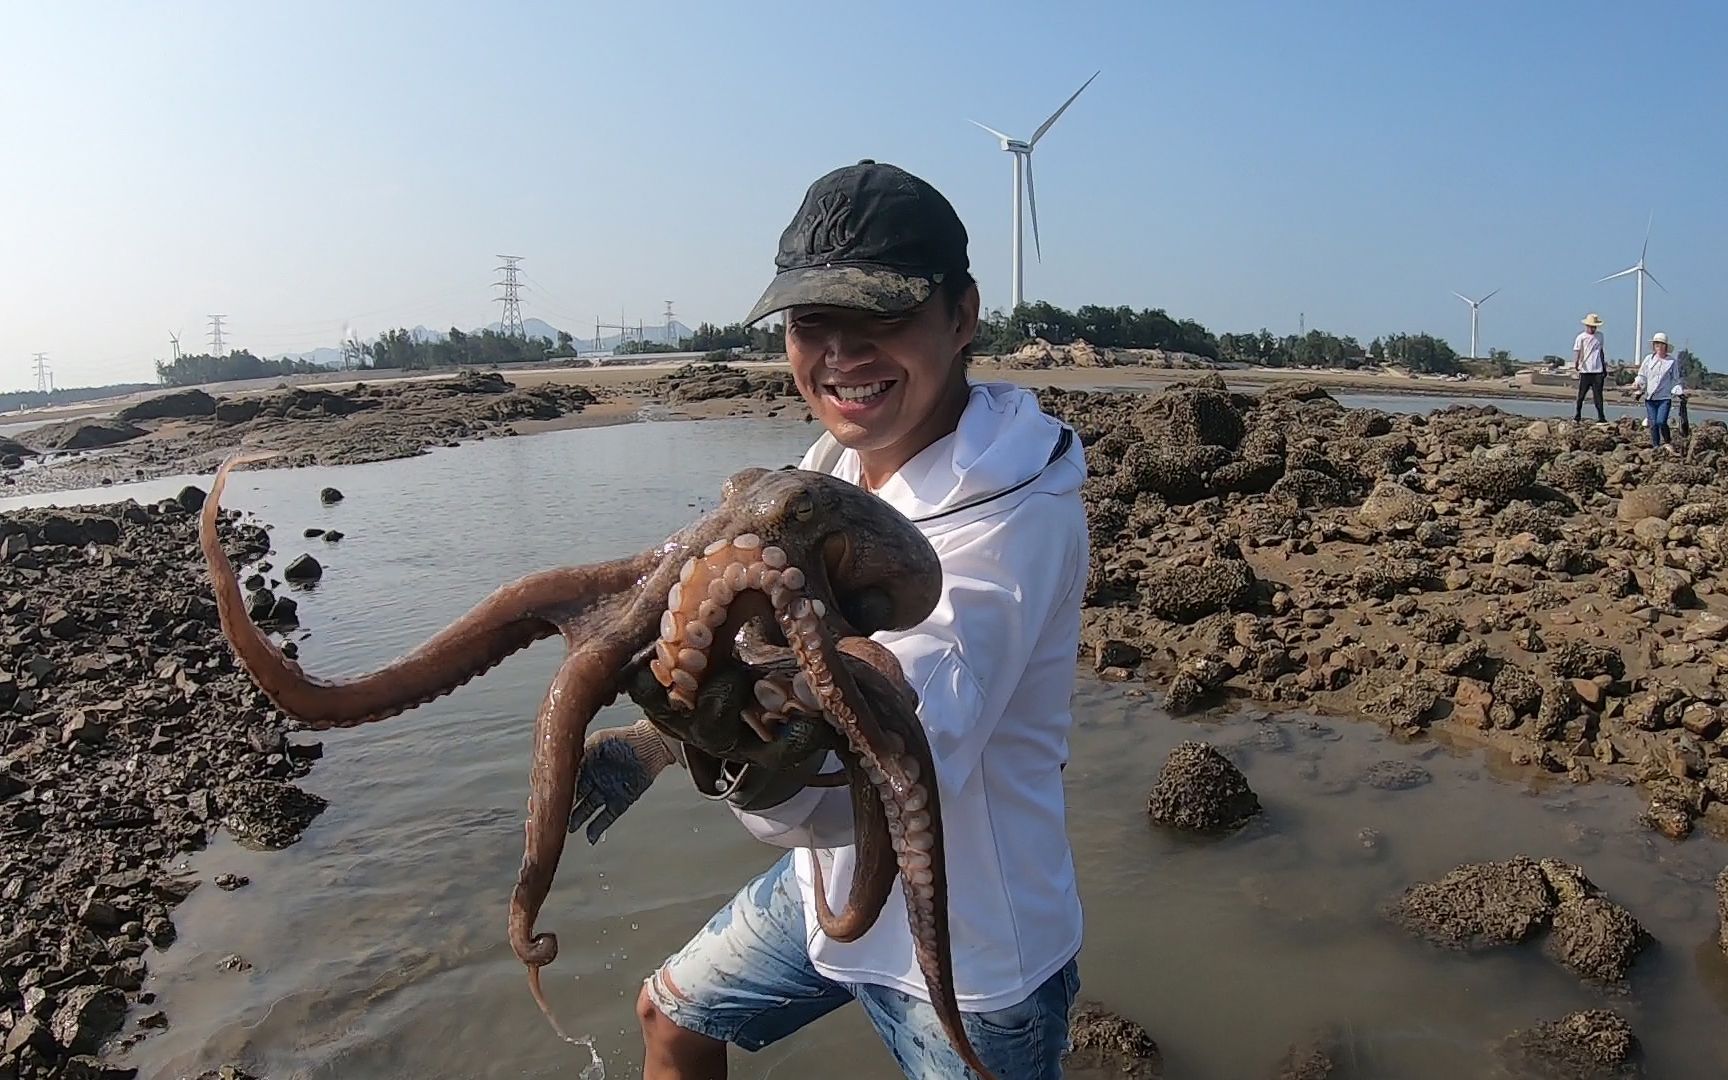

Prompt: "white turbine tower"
[1449,288,1500,359]
[1595,213,1665,367]
[968,70,1100,311]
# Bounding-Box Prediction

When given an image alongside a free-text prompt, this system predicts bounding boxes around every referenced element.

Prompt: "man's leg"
[851,955,1081,1080]
[1574,375,1588,421]
[638,851,852,1079]
[1591,372,1606,421]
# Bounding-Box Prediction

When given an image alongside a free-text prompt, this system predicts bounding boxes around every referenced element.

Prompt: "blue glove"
[568,719,678,844]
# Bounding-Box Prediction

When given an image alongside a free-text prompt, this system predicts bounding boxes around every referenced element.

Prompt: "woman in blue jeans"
[1634,331,1685,449]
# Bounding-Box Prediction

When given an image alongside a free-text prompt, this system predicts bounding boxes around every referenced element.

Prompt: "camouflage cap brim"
[743,264,937,327]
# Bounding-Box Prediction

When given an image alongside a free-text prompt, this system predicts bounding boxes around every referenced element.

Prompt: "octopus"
[197,452,997,1079]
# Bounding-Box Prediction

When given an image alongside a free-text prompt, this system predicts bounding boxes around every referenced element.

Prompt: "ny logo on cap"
[803,192,855,256]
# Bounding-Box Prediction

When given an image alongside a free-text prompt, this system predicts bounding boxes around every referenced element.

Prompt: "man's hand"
[568,718,678,844]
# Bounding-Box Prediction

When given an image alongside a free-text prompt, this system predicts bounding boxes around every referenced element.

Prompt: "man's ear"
[954,282,981,350]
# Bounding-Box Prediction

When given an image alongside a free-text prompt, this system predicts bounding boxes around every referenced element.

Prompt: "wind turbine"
[968,70,1100,311]
[168,332,181,360]
[1595,213,1666,366]
[1449,288,1500,359]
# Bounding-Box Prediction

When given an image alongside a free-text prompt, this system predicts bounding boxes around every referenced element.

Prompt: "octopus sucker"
[198,455,981,1072]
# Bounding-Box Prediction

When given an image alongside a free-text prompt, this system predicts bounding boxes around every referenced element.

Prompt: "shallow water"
[8,419,1728,1078]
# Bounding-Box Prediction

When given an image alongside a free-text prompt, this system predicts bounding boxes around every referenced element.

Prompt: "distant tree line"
[364,327,560,370]
[155,350,324,387]
[969,302,1465,376]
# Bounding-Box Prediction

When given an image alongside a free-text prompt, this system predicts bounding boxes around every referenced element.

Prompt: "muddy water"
[9,418,1728,1078]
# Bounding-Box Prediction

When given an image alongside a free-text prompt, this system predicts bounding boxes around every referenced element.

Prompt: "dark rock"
[218,780,328,849]
[1385,856,1553,950]
[269,595,299,626]
[319,486,344,504]
[175,485,206,512]
[1062,1001,1162,1078]
[1094,640,1142,671]
[213,873,249,892]
[117,388,217,422]
[321,530,344,543]
[1147,741,1261,831]
[283,554,322,582]
[49,986,126,1055]
[1271,1028,1342,1080]
[1494,1008,1641,1079]
[20,419,147,451]
[59,1055,139,1079]
[1360,761,1432,790]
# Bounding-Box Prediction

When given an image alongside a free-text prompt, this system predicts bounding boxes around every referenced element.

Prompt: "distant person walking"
[1573,313,1608,423]
[1633,331,1684,449]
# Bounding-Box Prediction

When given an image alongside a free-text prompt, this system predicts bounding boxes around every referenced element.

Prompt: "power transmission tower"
[32,353,51,393]
[595,310,643,351]
[664,301,676,343]
[494,255,526,338]
[208,314,227,357]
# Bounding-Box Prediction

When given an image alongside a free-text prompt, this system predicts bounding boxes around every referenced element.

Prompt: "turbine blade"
[1481,287,1500,303]
[1642,209,1652,261]
[1025,154,1042,262]
[1450,291,1472,305]
[1643,267,1667,293]
[1595,266,1638,283]
[967,118,1013,144]
[1029,70,1100,146]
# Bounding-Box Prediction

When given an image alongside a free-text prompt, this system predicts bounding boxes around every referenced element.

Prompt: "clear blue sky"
[3,1,1724,389]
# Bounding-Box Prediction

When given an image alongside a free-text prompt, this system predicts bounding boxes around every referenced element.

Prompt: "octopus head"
[726,466,941,636]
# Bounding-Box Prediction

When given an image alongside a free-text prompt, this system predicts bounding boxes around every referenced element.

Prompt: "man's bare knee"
[638,976,714,1049]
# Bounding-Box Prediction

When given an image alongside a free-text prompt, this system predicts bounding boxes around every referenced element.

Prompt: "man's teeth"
[833,382,888,401]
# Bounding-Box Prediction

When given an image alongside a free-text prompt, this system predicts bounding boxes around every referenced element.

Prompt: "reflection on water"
[9,418,1723,1078]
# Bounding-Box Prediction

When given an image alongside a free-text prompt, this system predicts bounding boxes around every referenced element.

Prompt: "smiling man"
[574,160,1089,1078]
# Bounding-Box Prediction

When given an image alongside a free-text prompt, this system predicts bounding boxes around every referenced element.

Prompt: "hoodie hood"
[800,381,1084,534]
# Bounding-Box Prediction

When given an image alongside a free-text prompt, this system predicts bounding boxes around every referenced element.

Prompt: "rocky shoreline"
[0,490,315,1078]
[2,371,601,498]
[1034,377,1728,844]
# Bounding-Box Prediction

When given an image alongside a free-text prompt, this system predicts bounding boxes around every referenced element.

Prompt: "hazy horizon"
[4,1,1724,391]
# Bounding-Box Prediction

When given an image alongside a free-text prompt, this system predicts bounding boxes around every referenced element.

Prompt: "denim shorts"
[644,850,1081,1079]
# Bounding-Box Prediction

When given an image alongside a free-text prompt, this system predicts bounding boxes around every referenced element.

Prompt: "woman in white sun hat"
[1632,331,1684,449]
[1573,313,1608,423]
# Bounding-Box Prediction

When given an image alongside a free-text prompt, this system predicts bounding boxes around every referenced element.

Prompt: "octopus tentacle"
[648,535,807,711]
[200,452,655,729]
[513,637,625,1030]
[774,597,994,1080]
[807,745,897,943]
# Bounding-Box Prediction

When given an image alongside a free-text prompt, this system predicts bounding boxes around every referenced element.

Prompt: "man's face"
[785,285,979,456]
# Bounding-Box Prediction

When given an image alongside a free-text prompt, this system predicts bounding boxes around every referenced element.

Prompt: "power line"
[494,255,526,338]
[208,314,227,357]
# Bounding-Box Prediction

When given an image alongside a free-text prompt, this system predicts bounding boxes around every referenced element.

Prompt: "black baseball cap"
[743,160,970,326]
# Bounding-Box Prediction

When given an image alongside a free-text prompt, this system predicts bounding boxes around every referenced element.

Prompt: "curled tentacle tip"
[514,931,559,967]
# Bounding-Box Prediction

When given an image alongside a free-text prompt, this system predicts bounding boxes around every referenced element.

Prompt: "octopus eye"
[790,493,815,521]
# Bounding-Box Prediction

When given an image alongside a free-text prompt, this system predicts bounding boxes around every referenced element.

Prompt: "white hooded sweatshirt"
[731,380,1088,1011]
